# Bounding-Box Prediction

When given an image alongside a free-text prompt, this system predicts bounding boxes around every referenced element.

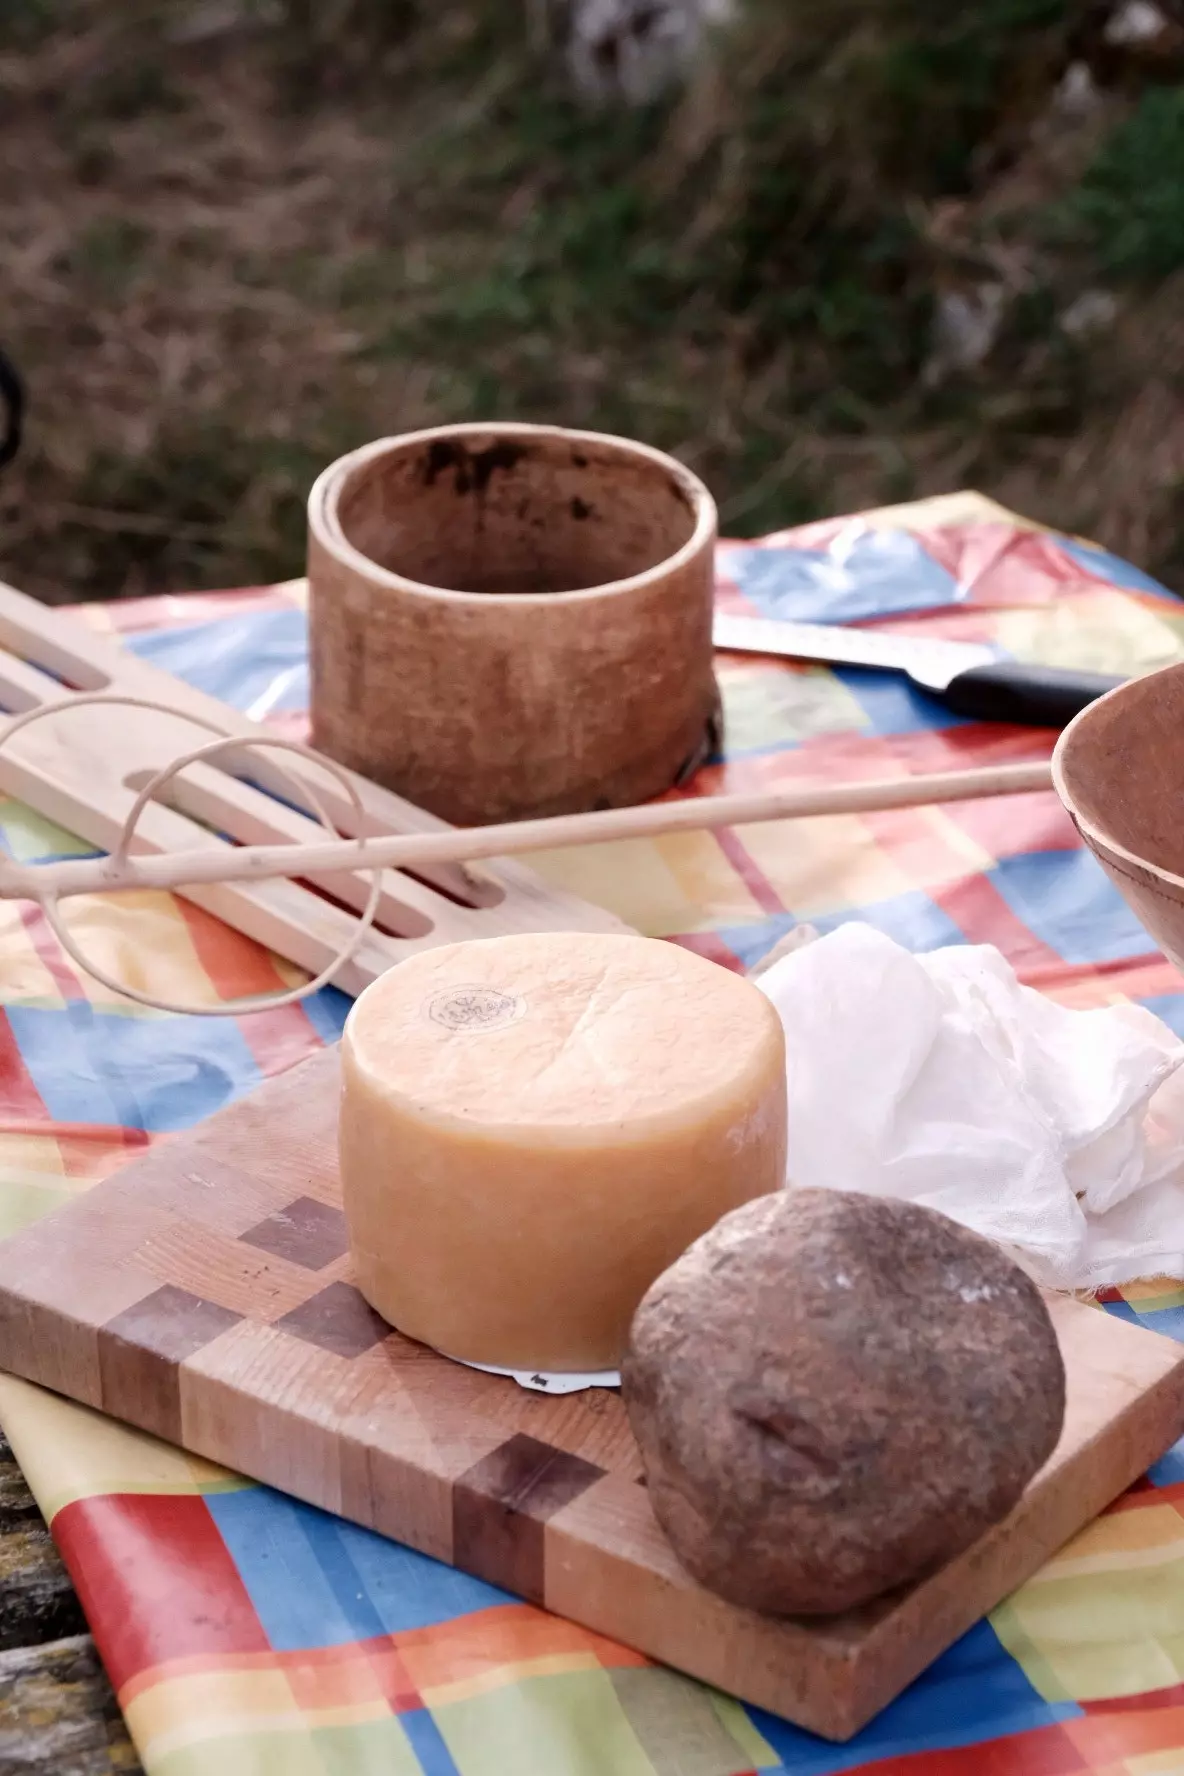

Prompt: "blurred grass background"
[1,0,1182,600]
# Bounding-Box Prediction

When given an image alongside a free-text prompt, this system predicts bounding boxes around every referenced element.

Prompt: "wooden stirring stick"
[0,758,1054,904]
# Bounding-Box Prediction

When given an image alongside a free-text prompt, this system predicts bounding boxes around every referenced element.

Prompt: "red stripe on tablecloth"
[231,1003,329,1077]
[53,1493,270,1693]
[1082,1683,1184,1713]
[18,901,88,1001]
[861,802,988,892]
[115,1600,652,1710]
[1024,952,1183,1007]
[1067,1701,1184,1762]
[714,721,1052,804]
[0,1118,149,1143]
[660,767,789,917]
[942,790,1078,864]
[172,898,332,1072]
[886,724,1056,777]
[0,1117,149,1182]
[117,1636,424,1715]
[873,1721,1089,1773]
[709,826,787,917]
[932,873,1066,975]
[71,586,293,634]
[261,708,310,742]
[0,1009,48,1118]
[672,931,747,973]
[172,898,289,1003]
[1105,1478,1184,1513]
[918,523,1093,607]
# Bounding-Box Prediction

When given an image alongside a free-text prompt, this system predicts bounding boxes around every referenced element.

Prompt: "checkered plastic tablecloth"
[4,490,1184,1775]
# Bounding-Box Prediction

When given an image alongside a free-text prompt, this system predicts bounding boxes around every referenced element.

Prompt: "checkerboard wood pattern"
[1,1046,1183,1741]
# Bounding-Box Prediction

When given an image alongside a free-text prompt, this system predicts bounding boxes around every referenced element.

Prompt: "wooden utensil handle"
[0,754,1054,904]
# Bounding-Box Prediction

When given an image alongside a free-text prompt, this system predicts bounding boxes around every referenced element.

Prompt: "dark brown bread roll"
[622,1188,1066,1616]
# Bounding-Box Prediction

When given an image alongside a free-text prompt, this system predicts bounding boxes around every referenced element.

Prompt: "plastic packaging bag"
[756,922,1184,1290]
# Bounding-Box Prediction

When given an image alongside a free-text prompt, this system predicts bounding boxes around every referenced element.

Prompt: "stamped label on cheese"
[426,985,526,1033]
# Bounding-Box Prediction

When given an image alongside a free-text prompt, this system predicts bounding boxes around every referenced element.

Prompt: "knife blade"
[712,612,1124,728]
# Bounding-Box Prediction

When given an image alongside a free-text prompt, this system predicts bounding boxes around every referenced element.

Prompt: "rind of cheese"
[339,931,787,1371]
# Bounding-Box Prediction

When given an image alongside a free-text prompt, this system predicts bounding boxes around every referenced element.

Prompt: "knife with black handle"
[713,613,1124,729]
[935,658,1124,726]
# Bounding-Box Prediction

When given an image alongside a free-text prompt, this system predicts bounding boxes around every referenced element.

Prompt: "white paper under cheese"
[339,931,787,1371]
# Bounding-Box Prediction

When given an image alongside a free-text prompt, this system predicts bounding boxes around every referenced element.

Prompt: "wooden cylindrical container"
[306,423,719,825]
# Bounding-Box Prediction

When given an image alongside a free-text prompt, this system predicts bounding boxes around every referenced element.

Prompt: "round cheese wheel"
[339,931,787,1371]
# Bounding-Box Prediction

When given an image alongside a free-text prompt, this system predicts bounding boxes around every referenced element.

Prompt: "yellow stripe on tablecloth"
[0,899,75,1004]
[1129,1751,1184,1775]
[718,662,869,752]
[0,884,225,1014]
[731,812,909,916]
[427,1667,657,1776]
[527,832,767,936]
[736,802,1000,918]
[418,1650,603,1709]
[0,1129,150,1188]
[995,589,1184,677]
[532,797,998,936]
[1021,1503,1184,1580]
[708,1693,781,1769]
[47,890,236,1012]
[0,797,99,862]
[0,1374,244,1515]
[993,1505,1184,1702]
[147,1720,421,1776]
[1027,1535,1184,1585]
[0,1168,89,1237]
[1119,1280,1184,1313]
[125,1668,396,1761]
[0,1134,68,1175]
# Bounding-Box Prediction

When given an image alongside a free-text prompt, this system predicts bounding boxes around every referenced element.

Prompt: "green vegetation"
[1063,87,1184,282]
[1,1,1182,599]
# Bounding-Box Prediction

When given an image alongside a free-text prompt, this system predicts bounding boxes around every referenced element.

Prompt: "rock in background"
[538,0,735,105]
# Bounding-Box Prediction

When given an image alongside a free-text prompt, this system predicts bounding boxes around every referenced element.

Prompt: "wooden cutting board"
[1,1047,1183,1742]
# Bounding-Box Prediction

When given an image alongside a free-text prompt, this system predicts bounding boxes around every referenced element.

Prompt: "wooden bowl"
[1053,663,1184,970]
[307,423,719,826]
